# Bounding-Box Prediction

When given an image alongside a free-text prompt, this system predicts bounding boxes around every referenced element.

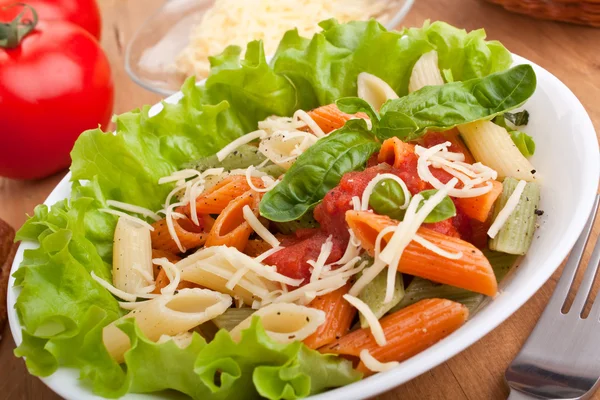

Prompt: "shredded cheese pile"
[175,0,391,77]
[415,142,498,198]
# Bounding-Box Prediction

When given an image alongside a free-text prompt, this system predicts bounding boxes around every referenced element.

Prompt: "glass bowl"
[125,0,415,96]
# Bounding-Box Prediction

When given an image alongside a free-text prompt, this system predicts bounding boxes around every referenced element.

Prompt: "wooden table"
[1,0,599,398]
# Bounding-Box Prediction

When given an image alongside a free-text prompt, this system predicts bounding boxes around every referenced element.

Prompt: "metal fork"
[506,195,600,400]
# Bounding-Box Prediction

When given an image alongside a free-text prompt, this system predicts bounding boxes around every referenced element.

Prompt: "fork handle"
[507,389,536,400]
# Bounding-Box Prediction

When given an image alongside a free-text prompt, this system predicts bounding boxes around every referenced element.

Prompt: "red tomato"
[0,0,102,39]
[0,19,114,179]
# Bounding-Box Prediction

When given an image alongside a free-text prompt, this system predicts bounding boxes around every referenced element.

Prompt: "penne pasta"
[151,214,213,254]
[112,217,154,294]
[229,302,326,343]
[320,298,468,375]
[408,50,445,93]
[377,138,418,170]
[102,288,232,362]
[458,120,536,181]
[206,190,262,251]
[151,249,181,278]
[455,179,503,222]
[181,175,265,216]
[243,239,273,258]
[346,211,498,296]
[303,283,356,350]
[357,72,399,111]
[306,103,369,134]
[212,307,255,331]
[178,246,300,305]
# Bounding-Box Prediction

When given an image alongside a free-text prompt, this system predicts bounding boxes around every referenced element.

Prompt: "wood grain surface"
[1,0,599,399]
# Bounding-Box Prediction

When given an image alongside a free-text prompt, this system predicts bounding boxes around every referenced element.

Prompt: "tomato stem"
[0,3,38,49]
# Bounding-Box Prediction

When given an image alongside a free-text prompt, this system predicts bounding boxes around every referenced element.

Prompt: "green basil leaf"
[335,97,379,125]
[510,131,536,157]
[369,179,407,221]
[378,65,536,141]
[418,190,457,223]
[504,110,530,126]
[259,119,380,222]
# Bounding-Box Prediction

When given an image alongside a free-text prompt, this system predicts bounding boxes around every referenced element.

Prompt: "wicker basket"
[486,0,600,27]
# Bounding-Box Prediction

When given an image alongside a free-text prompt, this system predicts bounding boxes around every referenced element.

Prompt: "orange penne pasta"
[205,190,262,251]
[377,137,416,168]
[150,214,214,254]
[152,269,198,294]
[320,298,468,374]
[307,104,368,134]
[455,180,503,222]
[181,176,264,217]
[346,211,497,296]
[303,283,356,350]
[151,249,181,278]
[243,239,273,258]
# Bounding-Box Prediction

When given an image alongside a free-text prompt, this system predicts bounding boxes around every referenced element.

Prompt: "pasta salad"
[13,20,540,400]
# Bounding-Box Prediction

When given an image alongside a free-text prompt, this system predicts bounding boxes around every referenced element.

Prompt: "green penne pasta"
[483,249,520,282]
[391,278,484,315]
[489,178,541,255]
[212,307,255,331]
[357,268,404,328]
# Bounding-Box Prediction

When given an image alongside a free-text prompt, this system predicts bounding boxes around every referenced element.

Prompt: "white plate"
[7,54,599,400]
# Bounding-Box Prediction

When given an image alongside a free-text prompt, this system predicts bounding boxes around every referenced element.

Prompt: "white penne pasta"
[178,246,300,305]
[258,130,317,169]
[229,303,326,343]
[103,288,231,362]
[157,332,194,349]
[112,217,154,294]
[458,120,536,181]
[357,72,399,111]
[408,50,445,92]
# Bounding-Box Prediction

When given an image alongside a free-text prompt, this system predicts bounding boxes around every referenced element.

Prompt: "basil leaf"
[504,110,529,126]
[335,97,379,125]
[259,119,380,222]
[378,65,536,141]
[510,131,536,157]
[369,179,407,221]
[418,190,457,223]
[369,183,455,223]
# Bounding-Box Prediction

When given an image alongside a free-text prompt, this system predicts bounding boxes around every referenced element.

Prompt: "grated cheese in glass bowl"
[125,0,414,95]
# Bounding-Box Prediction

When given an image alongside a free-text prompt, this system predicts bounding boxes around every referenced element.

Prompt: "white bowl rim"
[7,53,599,400]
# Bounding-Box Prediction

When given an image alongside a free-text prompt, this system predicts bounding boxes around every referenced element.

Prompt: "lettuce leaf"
[272,19,511,104]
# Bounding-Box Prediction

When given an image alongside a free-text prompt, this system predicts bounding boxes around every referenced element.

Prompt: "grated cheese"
[118,300,151,310]
[106,200,162,221]
[175,0,391,78]
[91,271,158,302]
[487,180,527,238]
[268,275,348,305]
[242,205,280,248]
[99,209,155,231]
[308,235,333,283]
[153,258,181,295]
[360,349,399,372]
[216,130,266,161]
[343,294,387,346]
[294,109,325,138]
[254,246,284,263]
[412,235,463,260]
[416,142,497,198]
[226,267,250,290]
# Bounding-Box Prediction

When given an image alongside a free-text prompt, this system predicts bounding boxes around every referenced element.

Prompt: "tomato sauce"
[268,135,486,283]
[264,229,345,283]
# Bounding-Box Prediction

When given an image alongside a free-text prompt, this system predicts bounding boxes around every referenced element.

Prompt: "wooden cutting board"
[0,0,598,399]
